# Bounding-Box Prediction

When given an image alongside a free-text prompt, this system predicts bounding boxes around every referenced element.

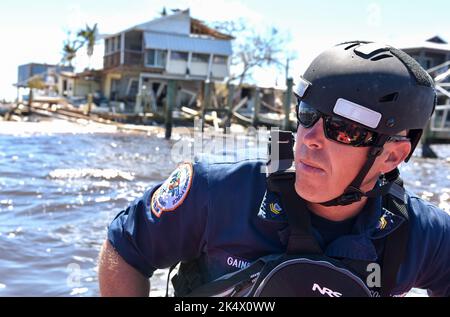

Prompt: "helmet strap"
[320,135,390,206]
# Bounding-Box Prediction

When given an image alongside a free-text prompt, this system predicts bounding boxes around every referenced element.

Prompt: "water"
[0,120,449,296]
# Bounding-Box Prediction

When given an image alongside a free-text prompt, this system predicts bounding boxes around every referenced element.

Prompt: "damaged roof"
[106,9,234,41]
[190,18,234,40]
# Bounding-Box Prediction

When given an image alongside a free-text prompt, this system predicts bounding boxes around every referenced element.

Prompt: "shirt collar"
[258,188,406,261]
[325,196,406,261]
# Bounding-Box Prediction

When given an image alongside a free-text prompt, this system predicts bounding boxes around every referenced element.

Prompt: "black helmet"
[293,41,437,206]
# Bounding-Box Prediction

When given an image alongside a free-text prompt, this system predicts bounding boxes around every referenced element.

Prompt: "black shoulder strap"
[171,259,207,297]
[266,129,322,255]
[267,172,322,255]
[380,175,410,297]
[184,259,267,297]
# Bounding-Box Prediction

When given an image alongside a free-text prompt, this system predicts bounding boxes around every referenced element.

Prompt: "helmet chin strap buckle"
[321,186,364,206]
[335,187,364,205]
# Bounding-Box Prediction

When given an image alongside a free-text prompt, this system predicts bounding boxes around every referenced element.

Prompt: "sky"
[1,0,450,101]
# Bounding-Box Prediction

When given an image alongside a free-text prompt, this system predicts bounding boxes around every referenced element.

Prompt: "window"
[62,79,68,96]
[213,55,228,65]
[129,43,142,51]
[192,53,209,63]
[145,49,167,68]
[420,57,434,70]
[116,36,121,51]
[171,51,188,61]
[109,38,115,53]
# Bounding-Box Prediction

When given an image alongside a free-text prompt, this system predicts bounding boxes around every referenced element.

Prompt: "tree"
[61,32,82,67]
[77,23,98,70]
[210,19,296,88]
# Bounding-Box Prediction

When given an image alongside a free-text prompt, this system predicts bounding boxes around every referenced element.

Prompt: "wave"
[48,168,135,181]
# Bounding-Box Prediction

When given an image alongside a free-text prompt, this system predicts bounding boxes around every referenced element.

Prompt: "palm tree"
[61,38,82,67]
[77,23,98,70]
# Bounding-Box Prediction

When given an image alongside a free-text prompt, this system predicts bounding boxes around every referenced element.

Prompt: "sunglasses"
[297,101,409,147]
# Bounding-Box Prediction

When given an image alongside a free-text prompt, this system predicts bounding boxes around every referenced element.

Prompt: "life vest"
[169,131,410,297]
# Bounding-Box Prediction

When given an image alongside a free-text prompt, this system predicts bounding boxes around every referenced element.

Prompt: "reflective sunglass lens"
[324,117,375,146]
[297,102,321,128]
[297,102,376,147]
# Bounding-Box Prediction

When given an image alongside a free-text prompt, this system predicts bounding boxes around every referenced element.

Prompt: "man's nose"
[296,118,325,149]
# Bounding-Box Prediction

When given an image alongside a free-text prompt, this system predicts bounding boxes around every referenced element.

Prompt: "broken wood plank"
[261,100,283,114]
[231,97,248,113]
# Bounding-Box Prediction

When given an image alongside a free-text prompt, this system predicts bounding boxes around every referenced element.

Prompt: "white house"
[101,9,234,112]
[400,36,450,71]
[401,36,450,105]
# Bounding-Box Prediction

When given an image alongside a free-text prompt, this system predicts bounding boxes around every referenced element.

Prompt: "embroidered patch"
[376,210,396,231]
[151,162,193,218]
[258,190,286,221]
[269,202,282,215]
[377,216,388,230]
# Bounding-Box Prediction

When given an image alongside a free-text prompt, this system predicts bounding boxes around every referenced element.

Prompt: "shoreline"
[0,114,250,137]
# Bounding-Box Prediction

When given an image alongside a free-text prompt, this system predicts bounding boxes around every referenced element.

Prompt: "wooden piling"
[422,120,438,158]
[27,88,33,114]
[165,79,176,139]
[252,87,261,128]
[203,81,212,109]
[283,78,293,131]
[224,84,235,133]
[201,81,213,132]
[86,93,93,116]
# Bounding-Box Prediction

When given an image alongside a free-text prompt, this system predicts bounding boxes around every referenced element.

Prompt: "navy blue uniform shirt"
[108,160,450,296]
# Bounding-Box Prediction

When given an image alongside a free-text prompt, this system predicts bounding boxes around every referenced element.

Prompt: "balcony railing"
[431,104,450,132]
[103,52,120,69]
[124,50,143,66]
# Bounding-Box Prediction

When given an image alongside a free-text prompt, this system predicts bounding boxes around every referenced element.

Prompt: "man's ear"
[382,141,412,173]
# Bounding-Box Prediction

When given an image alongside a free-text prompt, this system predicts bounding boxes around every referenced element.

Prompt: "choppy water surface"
[0,120,448,296]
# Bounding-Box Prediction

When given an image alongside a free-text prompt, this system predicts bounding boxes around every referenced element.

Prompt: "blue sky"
[1,0,450,100]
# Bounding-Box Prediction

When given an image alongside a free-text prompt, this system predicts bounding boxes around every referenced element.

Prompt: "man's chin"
[294,183,329,203]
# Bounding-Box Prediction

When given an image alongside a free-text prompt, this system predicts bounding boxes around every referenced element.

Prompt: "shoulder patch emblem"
[269,202,282,215]
[377,216,388,230]
[151,162,193,218]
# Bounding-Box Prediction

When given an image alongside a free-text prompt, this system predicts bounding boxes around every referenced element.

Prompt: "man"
[98,41,450,297]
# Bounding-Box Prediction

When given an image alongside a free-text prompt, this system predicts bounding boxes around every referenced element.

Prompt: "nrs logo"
[312,283,342,297]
